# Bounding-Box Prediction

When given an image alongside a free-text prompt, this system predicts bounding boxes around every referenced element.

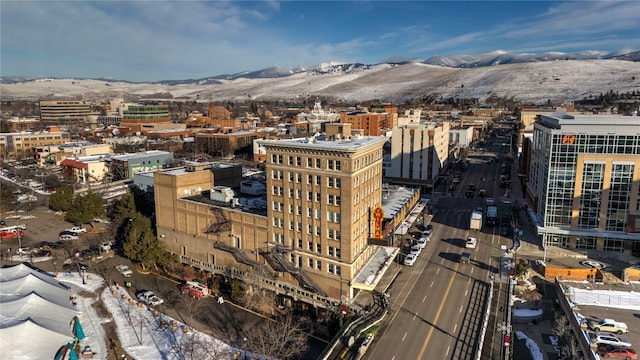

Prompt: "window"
[316,159,321,168]
[315,226,321,236]
[316,243,321,253]
[307,174,312,185]
[316,193,321,202]
[289,221,294,230]
[328,263,334,273]
[316,176,321,186]
[308,242,313,251]
[288,156,293,166]
[328,178,334,187]
[307,158,312,167]
[315,209,321,219]
[296,173,301,183]
[296,157,301,166]
[328,246,334,256]
[308,258,313,267]
[316,260,322,270]
[336,178,341,188]
[289,172,294,182]
[308,208,313,217]
[336,265,341,275]
[297,239,303,248]
[289,204,294,214]
[336,248,341,258]
[289,189,294,198]
[297,206,302,215]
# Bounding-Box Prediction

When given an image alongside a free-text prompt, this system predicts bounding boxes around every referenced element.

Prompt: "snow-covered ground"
[1,59,638,104]
[568,285,640,310]
[57,271,254,360]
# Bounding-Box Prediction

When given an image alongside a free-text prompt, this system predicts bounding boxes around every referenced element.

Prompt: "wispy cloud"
[1,0,637,81]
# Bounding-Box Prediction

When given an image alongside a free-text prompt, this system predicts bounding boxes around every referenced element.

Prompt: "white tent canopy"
[0,320,73,360]
[0,274,76,308]
[0,263,65,288]
[1,292,80,335]
[0,263,79,360]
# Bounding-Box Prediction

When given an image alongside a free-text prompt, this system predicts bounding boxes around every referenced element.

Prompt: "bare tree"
[553,312,581,360]
[242,313,310,360]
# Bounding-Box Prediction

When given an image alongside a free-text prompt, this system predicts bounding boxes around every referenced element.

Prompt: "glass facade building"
[529,112,640,254]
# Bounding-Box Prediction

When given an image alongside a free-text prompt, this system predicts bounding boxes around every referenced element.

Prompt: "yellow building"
[0,126,70,160]
[155,136,389,304]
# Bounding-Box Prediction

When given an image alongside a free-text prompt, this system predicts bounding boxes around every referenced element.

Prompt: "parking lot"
[0,205,112,271]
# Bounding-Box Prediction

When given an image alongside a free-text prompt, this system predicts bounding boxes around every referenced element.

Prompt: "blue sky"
[1,1,638,82]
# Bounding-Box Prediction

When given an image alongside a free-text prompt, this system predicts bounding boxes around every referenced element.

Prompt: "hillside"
[1,60,639,104]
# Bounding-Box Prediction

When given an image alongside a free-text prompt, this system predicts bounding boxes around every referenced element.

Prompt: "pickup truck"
[137,291,164,307]
[65,227,87,234]
[588,318,629,334]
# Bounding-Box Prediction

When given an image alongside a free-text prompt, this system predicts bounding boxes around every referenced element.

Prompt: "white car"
[466,237,477,249]
[115,264,133,277]
[592,333,632,347]
[137,291,164,306]
[415,237,428,249]
[410,244,422,256]
[59,234,79,241]
[404,253,417,266]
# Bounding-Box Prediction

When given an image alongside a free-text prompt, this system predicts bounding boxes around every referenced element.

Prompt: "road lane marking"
[402,332,407,341]
[430,281,434,287]
[446,346,450,356]
[423,295,427,302]
[454,323,457,333]
[459,305,463,313]
[465,289,468,297]
[471,267,474,274]
[436,268,440,275]
[414,312,418,320]
[416,259,460,359]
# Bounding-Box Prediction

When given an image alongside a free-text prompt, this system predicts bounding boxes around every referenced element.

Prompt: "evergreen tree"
[49,184,74,211]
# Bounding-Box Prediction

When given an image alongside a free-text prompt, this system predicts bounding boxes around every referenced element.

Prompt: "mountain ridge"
[1,50,639,105]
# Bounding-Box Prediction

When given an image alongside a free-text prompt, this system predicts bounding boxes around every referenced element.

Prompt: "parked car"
[597,344,637,359]
[403,253,417,266]
[59,234,79,241]
[466,237,477,249]
[460,252,471,263]
[588,318,629,334]
[115,264,133,277]
[409,244,422,256]
[100,241,113,252]
[137,291,164,306]
[415,237,428,249]
[592,333,632,348]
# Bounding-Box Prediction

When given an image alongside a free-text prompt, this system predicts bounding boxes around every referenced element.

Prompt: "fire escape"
[262,245,326,297]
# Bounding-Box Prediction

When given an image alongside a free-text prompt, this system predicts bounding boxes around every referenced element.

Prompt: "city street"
[366,125,519,360]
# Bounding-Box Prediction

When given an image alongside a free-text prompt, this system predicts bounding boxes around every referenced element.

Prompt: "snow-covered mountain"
[421,50,636,68]
[1,50,639,104]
